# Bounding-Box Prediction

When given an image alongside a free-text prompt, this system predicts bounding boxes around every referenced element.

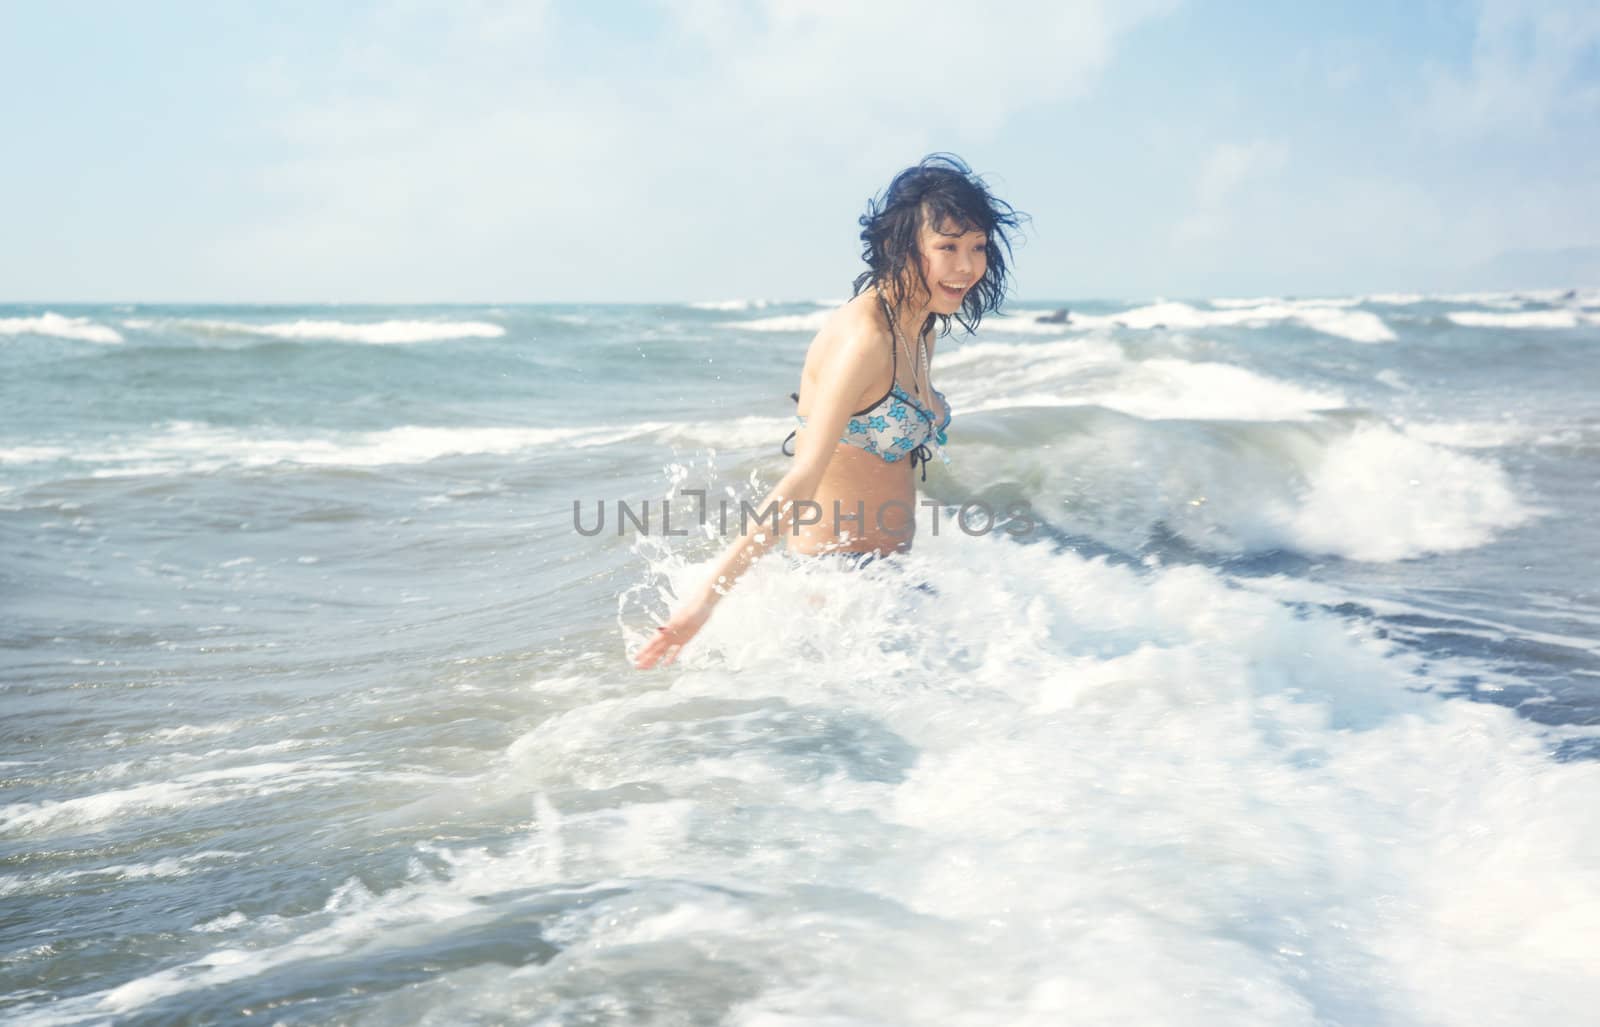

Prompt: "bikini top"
[781,300,953,482]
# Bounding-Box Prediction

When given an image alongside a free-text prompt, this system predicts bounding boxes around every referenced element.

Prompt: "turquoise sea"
[3,292,1599,1024]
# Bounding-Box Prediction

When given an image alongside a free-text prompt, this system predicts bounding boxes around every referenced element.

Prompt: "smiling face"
[913,216,989,315]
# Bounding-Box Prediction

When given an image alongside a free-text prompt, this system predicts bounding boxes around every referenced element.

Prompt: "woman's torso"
[784,291,951,557]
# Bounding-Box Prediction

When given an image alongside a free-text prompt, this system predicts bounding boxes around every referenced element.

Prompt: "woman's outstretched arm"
[632,326,888,669]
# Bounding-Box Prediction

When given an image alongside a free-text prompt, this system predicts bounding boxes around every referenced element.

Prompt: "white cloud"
[664,0,1177,143]
[1424,0,1600,138]
[1326,61,1361,92]
[1172,139,1288,245]
[1289,38,1363,94]
[217,0,1178,300]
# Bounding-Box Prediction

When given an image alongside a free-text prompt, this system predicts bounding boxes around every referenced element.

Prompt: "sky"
[2,0,1597,303]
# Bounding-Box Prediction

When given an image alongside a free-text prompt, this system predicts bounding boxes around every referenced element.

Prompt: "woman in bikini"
[633,153,1023,670]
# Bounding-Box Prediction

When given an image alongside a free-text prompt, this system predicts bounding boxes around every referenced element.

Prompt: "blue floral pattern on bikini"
[779,300,954,482]
[788,385,951,481]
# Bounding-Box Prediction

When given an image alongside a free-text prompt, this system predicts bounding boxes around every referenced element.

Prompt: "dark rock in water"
[1036,307,1072,324]
[1562,289,1578,301]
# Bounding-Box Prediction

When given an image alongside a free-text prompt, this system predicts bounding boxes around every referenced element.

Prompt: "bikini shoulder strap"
[878,294,898,376]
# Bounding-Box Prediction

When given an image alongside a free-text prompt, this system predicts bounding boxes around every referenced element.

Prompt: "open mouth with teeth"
[937,281,968,300]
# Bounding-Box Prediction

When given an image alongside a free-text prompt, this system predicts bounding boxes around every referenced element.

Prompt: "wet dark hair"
[852,153,1026,339]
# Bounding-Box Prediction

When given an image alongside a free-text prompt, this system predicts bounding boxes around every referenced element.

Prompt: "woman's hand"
[632,597,715,670]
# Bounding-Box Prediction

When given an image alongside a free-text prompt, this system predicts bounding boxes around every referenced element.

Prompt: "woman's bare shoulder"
[815,292,891,363]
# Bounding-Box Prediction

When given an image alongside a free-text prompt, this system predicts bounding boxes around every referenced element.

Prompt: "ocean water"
[2,292,1599,1025]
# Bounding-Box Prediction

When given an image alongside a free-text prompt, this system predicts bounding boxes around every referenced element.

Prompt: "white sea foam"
[1443,290,1532,307]
[725,310,833,333]
[28,538,1600,1026]
[89,742,308,783]
[1202,288,1598,311]
[1401,419,1536,449]
[1374,368,1411,391]
[1362,291,1523,308]
[939,337,1345,422]
[1001,301,1397,343]
[0,851,242,898]
[726,298,1401,342]
[0,760,365,837]
[3,421,684,476]
[1362,292,1429,305]
[1446,309,1597,329]
[1206,302,1398,342]
[660,415,803,452]
[192,911,251,933]
[0,444,71,465]
[983,358,1343,423]
[125,318,506,344]
[1282,422,1533,561]
[948,376,1531,561]
[935,335,1126,368]
[0,312,123,344]
[146,721,244,744]
[1437,288,1581,307]
[943,315,1051,336]
[35,868,495,1019]
[700,297,835,311]
[1210,296,1363,309]
[0,416,811,477]
[690,299,786,311]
